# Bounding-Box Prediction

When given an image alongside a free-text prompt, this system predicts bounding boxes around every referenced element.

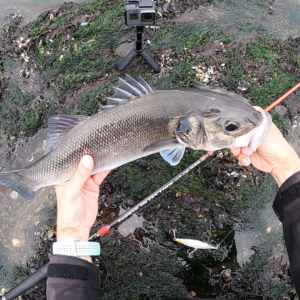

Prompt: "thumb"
[67,155,94,195]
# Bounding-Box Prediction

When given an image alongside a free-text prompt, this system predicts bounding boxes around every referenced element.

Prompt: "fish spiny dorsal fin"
[105,75,154,109]
[118,77,143,96]
[139,75,154,92]
[125,74,149,94]
[106,97,125,105]
[112,87,134,99]
[100,105,116,111]
[45,115,88,155]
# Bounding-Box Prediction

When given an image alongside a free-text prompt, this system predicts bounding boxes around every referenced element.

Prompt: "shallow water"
[0,0,93,28]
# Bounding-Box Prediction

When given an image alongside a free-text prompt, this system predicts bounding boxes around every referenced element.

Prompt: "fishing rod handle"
[3,263,49,300]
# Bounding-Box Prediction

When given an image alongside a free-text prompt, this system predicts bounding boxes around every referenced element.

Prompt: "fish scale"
[0,75,271,200]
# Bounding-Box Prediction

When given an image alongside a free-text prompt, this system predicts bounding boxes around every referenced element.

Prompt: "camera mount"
[117,26,161,73]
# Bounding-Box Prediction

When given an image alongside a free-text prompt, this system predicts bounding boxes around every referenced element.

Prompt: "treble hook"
[169,228,177,240]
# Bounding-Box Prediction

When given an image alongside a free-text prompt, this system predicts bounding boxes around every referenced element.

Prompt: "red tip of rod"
[264,82,300,112]
[98,225,111,237]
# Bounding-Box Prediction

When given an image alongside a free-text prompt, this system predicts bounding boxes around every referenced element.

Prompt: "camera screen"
[129,13,139,20]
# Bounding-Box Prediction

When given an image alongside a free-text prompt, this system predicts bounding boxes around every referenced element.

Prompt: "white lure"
[169,229,219,258]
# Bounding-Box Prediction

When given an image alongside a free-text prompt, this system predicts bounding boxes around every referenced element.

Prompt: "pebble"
[12,238,21,247]
[10,190,18,199]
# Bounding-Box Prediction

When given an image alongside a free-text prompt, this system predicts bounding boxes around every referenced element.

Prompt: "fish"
[0,74,271,200]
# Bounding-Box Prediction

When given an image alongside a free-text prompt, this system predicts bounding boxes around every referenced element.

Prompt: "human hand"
[231,121,300,187]
[55,155,109,261]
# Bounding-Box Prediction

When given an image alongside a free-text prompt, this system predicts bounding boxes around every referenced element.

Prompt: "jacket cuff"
[273,171,300,221]
[47,255,100,293]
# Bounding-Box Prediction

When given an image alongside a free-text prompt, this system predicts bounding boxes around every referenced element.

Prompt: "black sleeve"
[46,255,100,300]
[273,171,300,296]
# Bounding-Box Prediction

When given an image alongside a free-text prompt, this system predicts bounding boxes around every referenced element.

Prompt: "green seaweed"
[248,74,297,108]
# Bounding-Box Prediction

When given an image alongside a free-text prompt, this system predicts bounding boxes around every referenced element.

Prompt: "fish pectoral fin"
[143,139,185,166]
[45,115,88,155]
[160,145,185,166]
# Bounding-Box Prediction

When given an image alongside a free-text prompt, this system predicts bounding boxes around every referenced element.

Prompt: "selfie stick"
[117,26,161,73]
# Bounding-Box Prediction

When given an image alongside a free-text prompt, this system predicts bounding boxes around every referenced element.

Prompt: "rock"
[12,238,21,247]
[115,42,135,58]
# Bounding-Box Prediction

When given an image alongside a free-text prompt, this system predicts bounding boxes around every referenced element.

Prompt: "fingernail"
[242,157,250,166]
[82,156,92,168]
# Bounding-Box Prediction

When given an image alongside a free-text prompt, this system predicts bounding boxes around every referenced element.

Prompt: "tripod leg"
[117,48,139,72]
[140,50,161,74]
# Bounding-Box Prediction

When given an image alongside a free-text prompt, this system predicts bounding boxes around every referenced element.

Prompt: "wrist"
[57,226,90,242]
[271,150,300,187]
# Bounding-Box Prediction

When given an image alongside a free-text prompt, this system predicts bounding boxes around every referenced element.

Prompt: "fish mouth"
[222,111,264,136]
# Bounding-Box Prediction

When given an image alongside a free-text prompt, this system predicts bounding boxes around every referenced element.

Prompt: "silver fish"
[0,75,271,200]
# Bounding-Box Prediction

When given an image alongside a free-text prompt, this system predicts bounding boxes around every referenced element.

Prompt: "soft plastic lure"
[169,229,219,258]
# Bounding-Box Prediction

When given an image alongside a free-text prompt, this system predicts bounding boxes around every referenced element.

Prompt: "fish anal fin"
[45,115,88,155]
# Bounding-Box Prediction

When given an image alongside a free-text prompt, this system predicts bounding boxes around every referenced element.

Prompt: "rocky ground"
[0,0,300,299]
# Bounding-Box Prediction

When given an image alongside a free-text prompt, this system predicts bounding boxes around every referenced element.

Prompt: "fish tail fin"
[0,170,35,200]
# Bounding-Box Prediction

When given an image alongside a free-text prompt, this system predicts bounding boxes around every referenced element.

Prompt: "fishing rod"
[1,152,214,300]
[2,81,300,300]
[89,151,214,240]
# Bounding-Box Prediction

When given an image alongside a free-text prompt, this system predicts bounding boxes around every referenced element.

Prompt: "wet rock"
[274,104,288,116]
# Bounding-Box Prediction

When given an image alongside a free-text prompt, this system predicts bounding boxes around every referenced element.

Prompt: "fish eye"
[225,121,240,132]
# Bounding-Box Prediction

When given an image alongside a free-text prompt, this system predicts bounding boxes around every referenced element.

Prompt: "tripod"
[117,26,161,73]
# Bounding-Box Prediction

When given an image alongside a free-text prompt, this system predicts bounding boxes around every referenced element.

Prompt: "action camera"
[125,0,156,26]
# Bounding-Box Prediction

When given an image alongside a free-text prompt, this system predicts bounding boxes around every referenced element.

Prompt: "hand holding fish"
[55,155,109,262]
[0,76,272,200]
[231,119,300,187]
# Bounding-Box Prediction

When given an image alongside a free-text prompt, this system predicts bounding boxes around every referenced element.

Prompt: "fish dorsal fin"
[118,77,144,96]
[112,87,135,99]
[106,97,125,105]
[100,105,116,111]
[45,115,88,155]
[139,75,154,92]
[105,75,154,107]
[125,74,149,94]
[194,83,250,104]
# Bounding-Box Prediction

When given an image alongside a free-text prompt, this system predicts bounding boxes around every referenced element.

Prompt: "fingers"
[231,147,253,166]
[92,170,110,186]
[67,155,94,196]
[230,148,241,156]
[238,155,251,166]
[240,147,254,156]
